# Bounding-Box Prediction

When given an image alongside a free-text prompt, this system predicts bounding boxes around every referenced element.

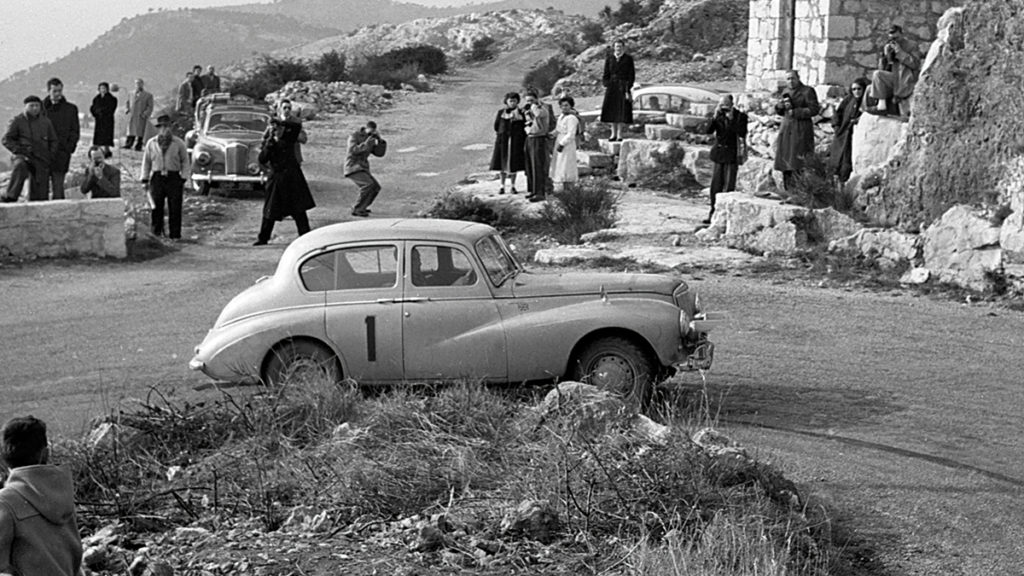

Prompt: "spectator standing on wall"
[254,118,316,245]
[773,70,819,192]
[124,78,154,151]
[550,96,580,191]
[80,145,121,198]
[176,71,194,116]
[704,94,748,224]
[489,91,526,195]
[0,415,83,576]
[90,82,117,156]
[1,96,57,202]
[344,120,388,217]
[831,78,868,191]
[190,65,205,108]
[600,39,635,142]
[41,77,80,200]
[522,89,550,202]
[140,114,190,240]
[865,25,922,117]
[202,65,221,94]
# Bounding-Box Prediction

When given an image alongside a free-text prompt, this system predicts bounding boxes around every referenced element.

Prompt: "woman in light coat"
[550,96,580,189]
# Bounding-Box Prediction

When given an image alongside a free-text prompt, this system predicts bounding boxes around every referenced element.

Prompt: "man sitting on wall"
[865,25,923,118]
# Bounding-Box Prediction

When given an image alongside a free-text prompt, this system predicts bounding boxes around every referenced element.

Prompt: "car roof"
[281,218,498,261]
[633,85,724,102]
[207,105,271,114]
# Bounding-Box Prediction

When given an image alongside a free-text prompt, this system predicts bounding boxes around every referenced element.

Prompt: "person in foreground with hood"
[0,415,83,576]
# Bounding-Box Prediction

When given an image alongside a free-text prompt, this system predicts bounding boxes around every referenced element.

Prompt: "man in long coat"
[600,40,635,141]
[176,72,194,116]
[773,70,820,192]
[2,96,57,202]
[255,118,315,245]
[124,78,154,151]
[41,78,79,200]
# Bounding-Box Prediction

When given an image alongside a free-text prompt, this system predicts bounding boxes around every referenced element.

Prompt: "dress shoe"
[253,239,268,246]
[528,195,546,203]
[351,209,370,217]
[1,196,16,203]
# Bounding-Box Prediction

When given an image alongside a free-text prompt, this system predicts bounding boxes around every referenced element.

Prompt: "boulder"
[923,204,1003,291]
[748,220,807,255]
[900,267,931,285]
[644,124,685,140]
[534,246,608,266]
[829,228,921,263]
[665,113,708,130]
[599,139,622,156]
[1000,210,1024,254]
[576,151,615,169]
[736,156,778,193]
[697,193,812,256]
[851,113,908,175]
[500,500,560,544]
[616,139,682,182]
[692,427,747,458]
[536,382,629,439]
[683,145,713,188]
[813,207,863,243]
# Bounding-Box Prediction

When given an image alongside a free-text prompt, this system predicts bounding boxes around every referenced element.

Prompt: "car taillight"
[196,151,212,166]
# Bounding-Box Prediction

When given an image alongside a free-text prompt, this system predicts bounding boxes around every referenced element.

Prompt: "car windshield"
[475,234,520,286]
[207,112,269,133]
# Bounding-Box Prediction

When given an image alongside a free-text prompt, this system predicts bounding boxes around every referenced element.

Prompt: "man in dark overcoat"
[201,66,221,94]
[254,118,315,245]
[189,65,204,108]
[42,78,80,200]
[2,96,57,202]
[704,94,748,223]
[773,70,820,191]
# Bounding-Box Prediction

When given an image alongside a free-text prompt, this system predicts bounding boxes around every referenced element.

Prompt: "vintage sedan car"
[579,84,725,123]
[187,93,272,195]
[189,219,715,403]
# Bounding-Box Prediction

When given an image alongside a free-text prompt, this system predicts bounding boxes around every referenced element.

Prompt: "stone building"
[745,0,961,91]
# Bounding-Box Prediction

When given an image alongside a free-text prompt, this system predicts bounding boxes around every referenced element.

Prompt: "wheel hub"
[589,354,636,392]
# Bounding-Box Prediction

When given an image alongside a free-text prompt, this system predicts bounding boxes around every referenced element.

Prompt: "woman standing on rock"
[551,96,580,190]
[90,82,117,156]
[489,91,526,194]
[600,40,635,142]
[830,77,868,191]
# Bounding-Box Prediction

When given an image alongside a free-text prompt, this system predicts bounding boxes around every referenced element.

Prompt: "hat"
[23,95,41,104]
[887,24,903,35]
[155,114,172,127]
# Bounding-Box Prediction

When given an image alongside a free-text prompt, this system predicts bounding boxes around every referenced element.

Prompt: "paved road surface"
[0,50,1022,574]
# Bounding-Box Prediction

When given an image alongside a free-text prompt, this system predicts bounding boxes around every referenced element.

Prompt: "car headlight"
[694,292,703,315]
[247,162,261,175]
[196,151,212,166]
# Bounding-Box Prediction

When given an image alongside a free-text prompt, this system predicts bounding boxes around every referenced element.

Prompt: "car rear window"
[300,245,398,291]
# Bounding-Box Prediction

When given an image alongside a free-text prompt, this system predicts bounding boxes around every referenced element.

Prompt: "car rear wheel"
[571,336,657,408]
[263,340,341,388]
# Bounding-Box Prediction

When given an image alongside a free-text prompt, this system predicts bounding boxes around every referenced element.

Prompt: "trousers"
[524,136,549,196]
[709,162,738,214]
[150,172,184,239]
[258,212,310,243]
[347,171,381,212]
[4,156,50,201]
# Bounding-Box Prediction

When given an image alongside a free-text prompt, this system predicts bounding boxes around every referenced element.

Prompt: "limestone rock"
[923,204,1003,291]
[851,114,908,175]
[1000,210,1024,254]
[144,561,174,576]
[0,199,127,260]
[576,151,614,169]
[500,500,561,544]
[736,156,778,193]
[644,124,685,140]
[665,113,708,130]
[828,228,921,263]
[683,145,714,188]
[616,139,682,182]
[266,81,392,115]
[813,207,863,243]
[599,139,622,156]
[900,267,931,285]
[749,220,807,255]
[537,382,629,438]
[533,246,607,266]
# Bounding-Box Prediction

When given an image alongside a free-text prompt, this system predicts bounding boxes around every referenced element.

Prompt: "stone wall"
[0,200,127,259]
[746,0,960,91]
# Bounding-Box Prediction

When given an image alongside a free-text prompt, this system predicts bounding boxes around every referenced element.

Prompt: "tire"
[198,181,212,196]
[262,340,341,388]
[570,336,658,408]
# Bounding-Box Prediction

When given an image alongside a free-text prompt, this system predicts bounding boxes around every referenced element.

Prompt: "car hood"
[510,271,679,298]
[199,132,263,147]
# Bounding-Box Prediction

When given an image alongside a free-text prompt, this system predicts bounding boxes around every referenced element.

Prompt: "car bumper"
[192,173,266,184]
[677,340,714,371]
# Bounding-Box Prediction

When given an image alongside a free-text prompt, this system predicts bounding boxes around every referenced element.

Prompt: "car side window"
[300,245,398,291]
[411,245,477,287]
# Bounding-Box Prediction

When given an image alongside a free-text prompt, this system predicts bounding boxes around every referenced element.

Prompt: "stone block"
[599,139,622,156]
[813,207,863,243]
[577,151,614,169]
[683,146,714,188]
[689,102,716,116]
[852,113,908,175]
[737,156,778,193]
[616,139,682,182]
[665,113,708,130]
[534,246,611,266]
[0,199,126,260]
[923,205,1003,291]
[644,124,685,141]
[829,228,921,262]
[749,221,808,255]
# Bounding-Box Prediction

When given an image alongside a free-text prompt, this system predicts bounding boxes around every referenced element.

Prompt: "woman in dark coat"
[489,91,526,194]
[830,77,869,186]
[254,118,316,246]
[600,40,635,141]
[90,82,117,155]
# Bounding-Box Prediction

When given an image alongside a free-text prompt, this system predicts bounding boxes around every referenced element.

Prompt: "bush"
[310,49,347,83]
[787,151,859,212]
[523,56,574,97]
[424,191,515,227]
[579,20,605,47]
[349,62,428,91]
[638,143,703,195]
[228,54,312,99]
[467,36,498,63]
[599,0,665,28]
[375,44,448,75]
[536,177,620,243]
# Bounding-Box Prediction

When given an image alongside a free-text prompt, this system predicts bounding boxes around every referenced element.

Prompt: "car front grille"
[225,143,249,175]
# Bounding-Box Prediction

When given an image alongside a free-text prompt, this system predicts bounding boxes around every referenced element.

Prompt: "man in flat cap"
[140,114,190,240]
[865,25,923,117]
[2,96,58,202]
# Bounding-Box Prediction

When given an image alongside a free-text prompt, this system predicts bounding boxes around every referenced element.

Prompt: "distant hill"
[222,0,609,24]
[0,9,338,117]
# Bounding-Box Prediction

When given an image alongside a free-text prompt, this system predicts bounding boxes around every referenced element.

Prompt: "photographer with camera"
[773,70,819,193]
[344,120,387,217]
[703,95,748,224]
[865,25,922,117]
[522,90,551,202]
[79,146,121,198]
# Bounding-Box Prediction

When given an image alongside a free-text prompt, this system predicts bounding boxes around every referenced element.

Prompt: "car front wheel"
[263,340,340,388]
[571,336,657,408]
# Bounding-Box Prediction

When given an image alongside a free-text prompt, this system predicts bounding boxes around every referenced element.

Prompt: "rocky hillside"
[557,0,749,96]
[881,0,1024,230]
[0,9,338,116]
[288,9,589,62]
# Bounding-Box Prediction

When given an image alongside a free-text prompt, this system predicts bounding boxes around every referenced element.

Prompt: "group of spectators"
[175,65,221,118]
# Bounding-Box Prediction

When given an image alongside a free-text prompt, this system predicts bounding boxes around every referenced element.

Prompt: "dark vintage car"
[187,93,272,195]
[190,219,716,406]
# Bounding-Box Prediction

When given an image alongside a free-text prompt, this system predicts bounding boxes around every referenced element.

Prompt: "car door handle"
[376,298,397,304]
[402,297,429,303]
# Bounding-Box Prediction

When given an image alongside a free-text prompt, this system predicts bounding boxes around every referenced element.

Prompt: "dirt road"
[1,50,1022,574]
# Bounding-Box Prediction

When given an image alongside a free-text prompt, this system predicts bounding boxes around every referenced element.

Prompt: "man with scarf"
[41,78,79,200]
[140,115,190,240]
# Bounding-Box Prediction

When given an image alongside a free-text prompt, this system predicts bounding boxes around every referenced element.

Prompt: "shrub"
[424,191,515,227]
[638,143,703,195]
[375,44,448,75]
[579,20,605,47]
[536,177,620,243]
[310,49,347,83]
[787,152,862,213]
[523,56,574,97]
[228,54,313,99]
[600,0,665,27]
[349,62,428,91]
[467,36,498,63]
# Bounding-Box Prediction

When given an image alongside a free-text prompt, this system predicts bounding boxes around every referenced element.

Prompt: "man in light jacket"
[344,121,387,217]
[124,78,154,151]
[0,416,83,576]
